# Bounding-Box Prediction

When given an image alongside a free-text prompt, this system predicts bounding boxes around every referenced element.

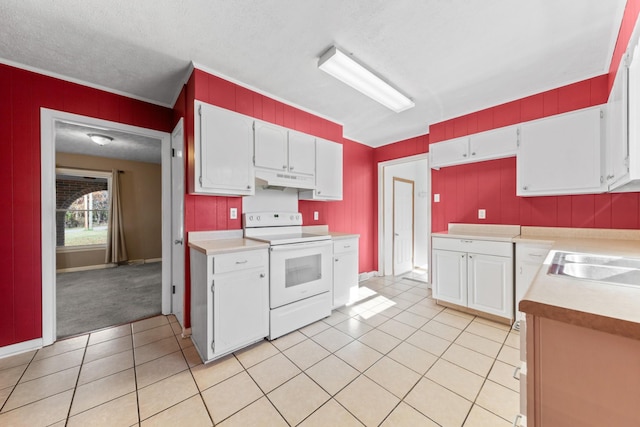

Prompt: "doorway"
[41,108,178,345]
[378,154,430,281]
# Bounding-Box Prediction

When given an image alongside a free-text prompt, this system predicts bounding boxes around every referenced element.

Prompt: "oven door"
[269,240,332,308]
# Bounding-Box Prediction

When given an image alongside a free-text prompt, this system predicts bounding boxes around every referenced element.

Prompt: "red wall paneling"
[0,64,173,348]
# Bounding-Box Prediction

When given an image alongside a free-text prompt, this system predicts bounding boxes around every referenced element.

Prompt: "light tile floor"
[0,274,520,426]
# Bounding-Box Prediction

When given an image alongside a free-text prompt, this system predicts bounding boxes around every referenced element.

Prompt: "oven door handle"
[269,240,332,252]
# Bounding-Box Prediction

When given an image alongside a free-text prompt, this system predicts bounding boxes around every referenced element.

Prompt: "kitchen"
[1,1,640,426]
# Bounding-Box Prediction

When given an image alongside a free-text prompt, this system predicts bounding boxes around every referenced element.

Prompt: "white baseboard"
[0,338,43,359]
[358,271,380,282]
[56,264,116,273]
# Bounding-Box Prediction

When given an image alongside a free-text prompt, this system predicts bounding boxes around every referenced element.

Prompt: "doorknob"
[174,239,183,245]
[394,233,399,236]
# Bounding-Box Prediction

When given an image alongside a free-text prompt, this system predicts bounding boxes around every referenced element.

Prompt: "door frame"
[41,108,173,346]
[392,177,415,276]
[377,153,430,278]
[170,118,185,327]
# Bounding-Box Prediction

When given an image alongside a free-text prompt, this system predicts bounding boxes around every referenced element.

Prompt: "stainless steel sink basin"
[548,251,640,288]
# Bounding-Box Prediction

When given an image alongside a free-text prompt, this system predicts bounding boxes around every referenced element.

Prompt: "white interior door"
[171,119,185,327]
[393,177,414,275]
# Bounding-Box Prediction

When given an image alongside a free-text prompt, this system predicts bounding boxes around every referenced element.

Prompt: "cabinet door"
[432,249,467,306]
[333,249,358,308]
[315,138,343,200]
[467,253,513,318]
[469,125,518,162]
[430,136,469,168]
[606,57,629,188]
[515,243,550,322]
[288,130,316,176]
[197,102,254,195]
[213,268,268,356]
[254,121,288,172]
[517,106,605,196]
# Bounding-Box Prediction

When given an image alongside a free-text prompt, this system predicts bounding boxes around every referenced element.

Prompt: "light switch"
[478,209,486,219]
[314,211,319,221]
[230,208,238,220]
[434,194,440,203]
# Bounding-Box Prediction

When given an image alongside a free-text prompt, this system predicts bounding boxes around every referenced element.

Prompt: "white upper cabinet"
[430,136,469,168]
[430,125,517,168]
[288,130,316,176]
[193,101,254,196]
[609,40,640,192]
[469,125,518,162]
[517,105,606,196]
[606,54,629,189]
[299,138,343,201]
[254,121,288,172]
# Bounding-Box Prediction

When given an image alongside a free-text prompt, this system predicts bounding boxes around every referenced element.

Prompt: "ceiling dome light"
[87,133,114,146]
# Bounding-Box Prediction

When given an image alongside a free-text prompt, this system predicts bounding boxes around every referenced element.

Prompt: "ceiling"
[0,1,628,147]
[56,121,161,164]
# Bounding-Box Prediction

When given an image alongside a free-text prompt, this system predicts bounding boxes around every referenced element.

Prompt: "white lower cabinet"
[432,237,514,320]
[190,248,269,362]
[332,237,359,308]
[515,242,551,325]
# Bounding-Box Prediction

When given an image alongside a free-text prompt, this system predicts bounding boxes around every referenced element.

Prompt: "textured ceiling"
[0,0,628,147]
[56,121,161,164]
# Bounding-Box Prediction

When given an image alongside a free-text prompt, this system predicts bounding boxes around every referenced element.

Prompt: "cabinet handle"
[469,255,473,259]
[247,185,252,189]
[513,366,521,380]
[522,186,529,190]
[259,273,265,278]
[461,239,473,243]
[461,254,465,258]
[317,190,321,194]
[335,258,339,262]
[462,153,467,157]
[235,260,248,264]
[344,245,351,248]
[512,414,522,427]
[290,166,294,171]
[471,152,476,156]
[282,165,287,169]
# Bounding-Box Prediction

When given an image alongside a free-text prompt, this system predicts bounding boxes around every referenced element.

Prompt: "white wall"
[383,158,429,275]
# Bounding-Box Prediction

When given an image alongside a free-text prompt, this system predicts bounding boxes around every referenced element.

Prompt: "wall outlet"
[434,194,440,203]
[230,208,238,220]
[314,211,319,221]
[478,209,486,219]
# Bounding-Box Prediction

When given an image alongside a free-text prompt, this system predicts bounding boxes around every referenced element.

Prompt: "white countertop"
[432,223,521,242]
[188,238,269,256]
[517,227,640,340]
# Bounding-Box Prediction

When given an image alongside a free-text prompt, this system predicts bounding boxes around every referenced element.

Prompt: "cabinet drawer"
[333,238,358,254]
[516,243,551,263]
[432,237,512,257]
[214,250,267,274]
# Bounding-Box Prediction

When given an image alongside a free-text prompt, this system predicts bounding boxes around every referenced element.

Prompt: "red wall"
[378,1,640,234]
[0,64,173,348]
[180,69,377,328]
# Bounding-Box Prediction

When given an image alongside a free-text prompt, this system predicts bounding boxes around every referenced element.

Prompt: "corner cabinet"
[299,138,343,201]
[517,105,606,196]
[190,248,269,363]
[432,237,514,321]
[514,242,551,326]
[192,101,255,196]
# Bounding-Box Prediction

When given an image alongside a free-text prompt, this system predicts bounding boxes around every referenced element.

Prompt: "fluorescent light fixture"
[318,46,415,113]
[87,133,113,146]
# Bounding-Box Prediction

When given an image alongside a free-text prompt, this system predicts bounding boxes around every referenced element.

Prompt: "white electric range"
[243,212,332,339]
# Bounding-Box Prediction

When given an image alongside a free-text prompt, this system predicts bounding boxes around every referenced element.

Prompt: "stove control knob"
[248,215,253,221]
[257,216,261,221]
[296,215,300,220]
[290,215,293,220]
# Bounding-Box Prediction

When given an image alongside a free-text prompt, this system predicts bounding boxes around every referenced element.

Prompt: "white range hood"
[254,168,315,190]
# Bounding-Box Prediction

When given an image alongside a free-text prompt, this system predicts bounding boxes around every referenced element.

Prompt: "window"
[56,169,112,249]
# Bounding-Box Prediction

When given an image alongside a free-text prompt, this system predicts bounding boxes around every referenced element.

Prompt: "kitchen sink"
[548,251,640,288]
